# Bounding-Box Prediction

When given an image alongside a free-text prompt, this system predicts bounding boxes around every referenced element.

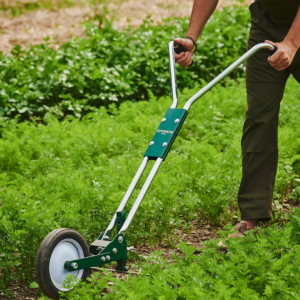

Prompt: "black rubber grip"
[269,46,277,56]
[173,42,193,66]
[174,42,186,54]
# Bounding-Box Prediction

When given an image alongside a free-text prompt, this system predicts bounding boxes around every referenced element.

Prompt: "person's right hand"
[173,38,194,67]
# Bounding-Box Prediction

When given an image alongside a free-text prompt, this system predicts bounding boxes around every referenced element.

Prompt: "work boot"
[217,222,253,251]
[229,222,248,238]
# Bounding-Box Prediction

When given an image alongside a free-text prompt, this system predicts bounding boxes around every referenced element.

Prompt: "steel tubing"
[120,158,163,234]
[169,41,178,109]
[101,157,149,239]
[183,43,275,110]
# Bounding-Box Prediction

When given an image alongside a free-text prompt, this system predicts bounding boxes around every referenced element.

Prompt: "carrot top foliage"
[0,78,300,292]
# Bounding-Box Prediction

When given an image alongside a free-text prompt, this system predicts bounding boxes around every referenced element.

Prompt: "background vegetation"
[0,7,249,121]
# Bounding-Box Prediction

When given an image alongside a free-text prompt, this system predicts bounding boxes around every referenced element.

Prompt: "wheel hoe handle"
[174,42,186,54]
[173,42,193,66]
[269,46,278,56]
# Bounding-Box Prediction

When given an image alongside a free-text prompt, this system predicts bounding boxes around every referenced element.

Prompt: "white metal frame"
[100,41,275,238]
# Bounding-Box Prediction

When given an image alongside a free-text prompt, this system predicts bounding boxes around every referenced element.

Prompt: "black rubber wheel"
[35,228,91,300]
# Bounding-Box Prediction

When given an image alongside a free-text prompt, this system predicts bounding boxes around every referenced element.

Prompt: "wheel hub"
[49,238,84,291]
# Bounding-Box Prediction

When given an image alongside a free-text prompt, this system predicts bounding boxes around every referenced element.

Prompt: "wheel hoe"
[35,41,276,299]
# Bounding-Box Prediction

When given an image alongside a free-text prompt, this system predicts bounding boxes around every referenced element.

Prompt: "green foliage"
[290,187,300,204]
[0,78,300,290]
[87,0,110,28]
[0,7,250,121]
[290,154,300,175]
[59,272,113,299]
[0,0,75,17]
[61,220,300,299]
[290,208,300,244]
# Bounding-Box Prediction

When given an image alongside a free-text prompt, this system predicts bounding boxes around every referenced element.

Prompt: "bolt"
[175,119,180,124]
[101,256,106,262]
[103,235,110,241]
[112,248,117,254]
[118,236,124,243]
[163,142,167,147]
[161,118,166,123]
[149,141,154,146]
[106,255,111,261]
[71,263,78,270]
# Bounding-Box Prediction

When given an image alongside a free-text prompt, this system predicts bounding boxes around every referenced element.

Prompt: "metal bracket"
[144,108,188,160]
[117,211,126,233]
[66,234,127,272]
[90,240,110,247]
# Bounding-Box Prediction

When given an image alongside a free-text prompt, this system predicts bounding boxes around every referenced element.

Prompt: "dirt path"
[0,0,253,54]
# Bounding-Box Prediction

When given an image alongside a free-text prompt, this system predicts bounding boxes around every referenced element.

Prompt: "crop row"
[62,209,300,300]
[0,7,250,121]
[1,77,300,290]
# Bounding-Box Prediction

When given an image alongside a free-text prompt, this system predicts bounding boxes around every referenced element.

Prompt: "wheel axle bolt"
[175,119,180,124]
[149,141,154,146]
[101,256,106,262]
[71,263,78,270]
[106,255,111,261]
[118,236,124,243]
[161,118,166,123]
[112,248,117,254]
[163,142,167,147]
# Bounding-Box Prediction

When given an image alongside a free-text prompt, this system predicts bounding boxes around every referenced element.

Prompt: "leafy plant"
[61,220,300,299]
[0,78,299,290]
[0,0,75,17]
[0,7,250,121]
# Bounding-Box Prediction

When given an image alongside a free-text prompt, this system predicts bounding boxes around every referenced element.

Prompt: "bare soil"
[0,0,253,54]
[0,284,38,300]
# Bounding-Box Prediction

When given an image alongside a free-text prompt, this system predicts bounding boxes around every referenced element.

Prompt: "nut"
[71,263,78,269]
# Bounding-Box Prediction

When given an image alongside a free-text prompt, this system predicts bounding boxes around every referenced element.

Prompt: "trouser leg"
[238,81,288,221]
[238,3,291,221]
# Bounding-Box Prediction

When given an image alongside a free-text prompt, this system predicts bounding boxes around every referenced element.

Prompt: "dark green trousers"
[238,2,300,221]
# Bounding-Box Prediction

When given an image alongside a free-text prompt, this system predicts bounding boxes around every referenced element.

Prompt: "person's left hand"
[265,40,298,71]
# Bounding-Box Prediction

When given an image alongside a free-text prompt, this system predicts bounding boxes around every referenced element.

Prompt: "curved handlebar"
[183,43,275,110]
[168,41,276,111]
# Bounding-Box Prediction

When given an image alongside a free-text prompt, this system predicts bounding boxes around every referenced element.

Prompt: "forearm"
[284,7,300,49]
[186,0,219,41]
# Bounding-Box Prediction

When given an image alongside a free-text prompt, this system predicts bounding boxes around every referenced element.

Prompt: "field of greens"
[1,5,300,299]
[0,7,249,121]
[60,212,300,299]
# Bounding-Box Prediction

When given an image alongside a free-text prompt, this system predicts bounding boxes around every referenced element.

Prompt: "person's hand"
[173,38,194,67]
[265,40,298,71]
